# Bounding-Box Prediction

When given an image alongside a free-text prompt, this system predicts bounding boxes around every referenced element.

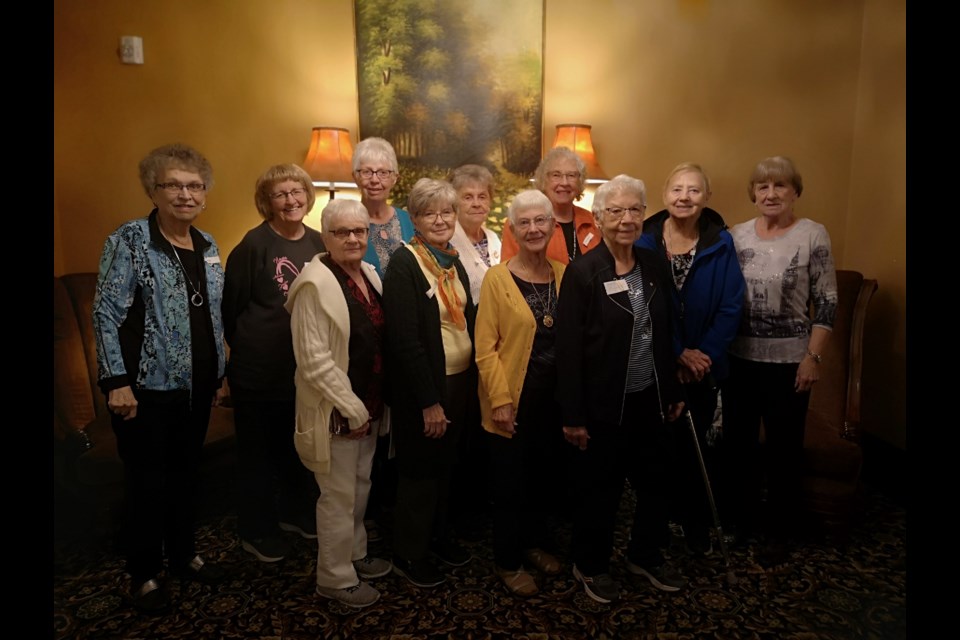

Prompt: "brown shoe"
[496,567,539,597]
[524,548,561,575]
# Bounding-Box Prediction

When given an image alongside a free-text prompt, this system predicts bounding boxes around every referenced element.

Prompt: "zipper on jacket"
[646,283,667,423]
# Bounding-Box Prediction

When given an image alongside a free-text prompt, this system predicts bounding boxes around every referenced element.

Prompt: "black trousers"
[669,378,721,542]
[232,395,319,540]
[392,369,472,562]
[570,386,674,576]
[487,384,565,570]
[111,389,213,586]
[721,355,810,537]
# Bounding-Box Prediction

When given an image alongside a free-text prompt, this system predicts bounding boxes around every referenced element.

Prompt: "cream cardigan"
[474,259,565,438]
[449,222,502,304]
[285,254,384,474]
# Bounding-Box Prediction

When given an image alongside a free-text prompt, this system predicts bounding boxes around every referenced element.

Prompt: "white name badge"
[583,232,595,246]
[604,279,628,295]
[205,255,221,264]
[426,283,437,299]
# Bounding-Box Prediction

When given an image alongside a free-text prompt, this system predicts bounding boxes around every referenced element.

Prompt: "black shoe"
[392,557,445,588]
[173,555,226,585]
[625,559,687,592]
[279,514,318,540]
[131,577,170,614]
[431,539,471,567]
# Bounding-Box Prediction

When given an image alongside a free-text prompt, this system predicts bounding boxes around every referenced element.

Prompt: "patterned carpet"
[53,487,906,640]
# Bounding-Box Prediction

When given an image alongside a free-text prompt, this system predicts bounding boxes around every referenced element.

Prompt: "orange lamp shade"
[302,126,356,186]
[552,123,609,182]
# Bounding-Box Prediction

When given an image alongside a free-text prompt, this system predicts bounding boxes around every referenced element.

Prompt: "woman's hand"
[492,404,516,434]
[108,386,138,421]
[678,349,712,382]
[423,403,450,438]
[795,357,820,392]
[665,401,686,422]
[344,421,372,440]
[563,426,590,451]
[213,378,230,407]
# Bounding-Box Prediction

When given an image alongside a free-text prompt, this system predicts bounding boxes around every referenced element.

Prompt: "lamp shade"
[552,123,608,183]
[302,126,356,188]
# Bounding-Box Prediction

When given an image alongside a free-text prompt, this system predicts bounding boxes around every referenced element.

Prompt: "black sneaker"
[572,564,620,604]
[392,557,445,588]
[242,535,291,563]
[172,555,227,586]
[625,559,687,592]
[131,577,169,614]
[431,539,471,567]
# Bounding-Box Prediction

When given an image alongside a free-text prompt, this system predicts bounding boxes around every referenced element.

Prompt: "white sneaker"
[353,556,393,579]
[316,581,380,608]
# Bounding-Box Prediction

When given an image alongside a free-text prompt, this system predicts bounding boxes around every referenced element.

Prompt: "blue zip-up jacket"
[93,210,226,395]
[637,207,745,382]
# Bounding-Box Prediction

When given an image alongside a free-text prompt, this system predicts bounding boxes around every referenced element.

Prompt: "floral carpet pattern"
[53,489,905,639]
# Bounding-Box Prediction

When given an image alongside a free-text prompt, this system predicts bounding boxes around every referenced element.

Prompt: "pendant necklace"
[170,245,204,307]
[520,258,554,327]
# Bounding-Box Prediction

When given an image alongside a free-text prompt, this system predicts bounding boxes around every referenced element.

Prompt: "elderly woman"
[556,174,686,604]
[382,178,477,588]
[448,164,502,304]
[501,146,602,264]
[354,137,414,278]
[475,189,566,597]
[285,198,393,608]
[636,162,745,555]
[724,156,838,563]
[92,143,226,613]
[222,164,326,564]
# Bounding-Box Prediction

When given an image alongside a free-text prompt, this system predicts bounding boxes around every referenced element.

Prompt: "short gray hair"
[533,147,587,198]
[406,178,457,218]
[138,143,214,199]
[507,189,553,226]
[321,198,370,232]
[352,137,399,173]
[592,174,647,221]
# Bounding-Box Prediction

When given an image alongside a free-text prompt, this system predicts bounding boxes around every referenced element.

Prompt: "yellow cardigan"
[475,259,566,438]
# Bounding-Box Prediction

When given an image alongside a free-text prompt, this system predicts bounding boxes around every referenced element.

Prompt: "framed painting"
[354,0,544,231]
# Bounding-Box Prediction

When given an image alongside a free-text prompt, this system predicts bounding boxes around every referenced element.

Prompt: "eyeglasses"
[547,171,581,183]
[329,227,369,240]
[514,215,553,231]
[269,188,307,201]
[420,209,456,223]
[156,182,206,195]
[604,206,645,220]
[356,168,396,180]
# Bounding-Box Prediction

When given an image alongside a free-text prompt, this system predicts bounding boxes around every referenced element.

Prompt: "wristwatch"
[806,350,822,364]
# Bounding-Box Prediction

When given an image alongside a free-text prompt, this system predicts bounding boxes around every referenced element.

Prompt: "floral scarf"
[409,234,466,331]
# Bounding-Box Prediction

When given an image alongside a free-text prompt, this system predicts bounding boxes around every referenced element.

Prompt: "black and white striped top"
[622,264,655,393]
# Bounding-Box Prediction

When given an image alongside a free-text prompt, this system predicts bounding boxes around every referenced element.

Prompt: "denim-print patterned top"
[93,210,226,393]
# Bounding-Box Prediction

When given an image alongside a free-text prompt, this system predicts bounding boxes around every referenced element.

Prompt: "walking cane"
[684,410,738,585]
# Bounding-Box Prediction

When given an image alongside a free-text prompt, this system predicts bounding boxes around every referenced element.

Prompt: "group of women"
[93,138,837,612]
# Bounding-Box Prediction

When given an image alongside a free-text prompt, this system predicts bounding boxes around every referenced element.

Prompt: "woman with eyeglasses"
[474,190,566,597]
[501,146,602,264]
[285,198,392,609]
[381,178,478,588]
[92,143,227,613]
[555,175,687,604]
[636,162,745,556]
[353,137,414,279]
[222,164,326,565]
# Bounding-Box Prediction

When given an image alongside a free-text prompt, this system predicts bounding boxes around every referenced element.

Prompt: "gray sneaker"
[316,581,380,608]
[626,559,687,592]
[572,564,620,604]
[353,556,393,579]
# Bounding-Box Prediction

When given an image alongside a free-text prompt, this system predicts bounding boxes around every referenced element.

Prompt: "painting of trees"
[355,0,543,211]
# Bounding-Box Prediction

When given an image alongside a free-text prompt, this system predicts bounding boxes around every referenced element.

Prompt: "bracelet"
[806,350,822,364]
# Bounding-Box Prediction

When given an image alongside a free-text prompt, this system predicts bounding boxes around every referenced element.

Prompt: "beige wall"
[54,0,906,448]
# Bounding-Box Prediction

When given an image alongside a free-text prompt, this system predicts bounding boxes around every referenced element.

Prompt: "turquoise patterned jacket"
[93,211,226,394]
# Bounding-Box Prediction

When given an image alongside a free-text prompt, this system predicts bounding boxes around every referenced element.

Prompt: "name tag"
[205,255,221,264]
[604,279,628,295]
[583,232,595,246]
